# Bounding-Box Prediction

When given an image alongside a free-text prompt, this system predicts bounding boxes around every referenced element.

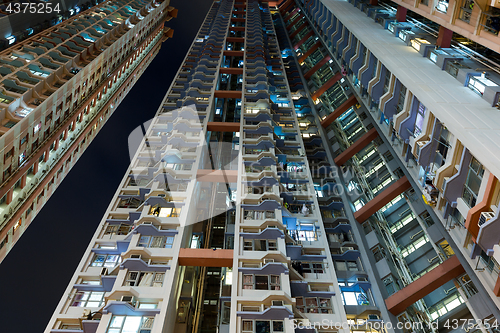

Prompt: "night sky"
[0,1,212,332]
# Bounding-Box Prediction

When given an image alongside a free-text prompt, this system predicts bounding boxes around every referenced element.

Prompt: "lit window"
[72,291,105,307]
[353,199,364,211]
[137,235,174,248]
[107,316,154,333]
[90,254,120,267]
[124,271,164,287]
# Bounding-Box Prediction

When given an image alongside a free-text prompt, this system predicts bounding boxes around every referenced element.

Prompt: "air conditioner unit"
[357,277,368,282]
[367,314,380,321]
[479,212,495,227]
[130,254,142,259]
[341,247,355,252]
[263,259,274,264]
[142,221,153,225]
[272,300,284,307]
[100,267,108,276]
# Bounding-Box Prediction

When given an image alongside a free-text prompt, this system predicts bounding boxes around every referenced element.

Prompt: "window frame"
[124,271,165,287]
[71,290,105,307]
[242,274,281,290]
[137,235,174,249]
[90,253,120,267]
[296,296,333,314]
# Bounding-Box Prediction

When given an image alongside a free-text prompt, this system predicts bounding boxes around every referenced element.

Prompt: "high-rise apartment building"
[0,0,99,49]
[45,0,500,332]
[0,0,177,261]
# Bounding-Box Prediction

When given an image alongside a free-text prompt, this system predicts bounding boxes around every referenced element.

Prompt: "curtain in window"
[139,273,154,287]
[150,236,164,248]
[153,273,164,287]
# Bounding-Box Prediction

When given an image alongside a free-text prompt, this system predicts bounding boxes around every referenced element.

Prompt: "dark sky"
[0,1,212,332]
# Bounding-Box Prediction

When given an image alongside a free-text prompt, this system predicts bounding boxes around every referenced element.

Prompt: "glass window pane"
[89,292,103,301]
[242,321,253,331]
[122,316,142,333]
[86,301,101,307]
[305,298,318,306]
[92,254,105,266]
[343,292,358,305]
[255,321,270,333]
[273,321,284,332]
[110,316,125,328]
[466,171,481,195]
[255,276,268,290]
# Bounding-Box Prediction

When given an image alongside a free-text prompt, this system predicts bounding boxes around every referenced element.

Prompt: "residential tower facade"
[45,0,500,332]
[0,0,177,261]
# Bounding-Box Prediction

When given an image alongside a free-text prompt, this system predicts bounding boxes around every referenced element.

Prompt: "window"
[396,85,407,113]
[427,293,464,320]
[297,223,317,241]
[482,11,500,35]
[459,0,474,23]
[34,122,41,134]
[462,157,484,208]
[243,210,275,219]
[20,135,28,146]
[383,70,392,94]
[296,297,333,313]
[389,211,415,233]
[383,276,397,295]
[242,274,280,290]
[436,0,449,13]
[433,128,451,170]
[149,207,181,217]
[124,271,165,287]
[72,291,105,307]
[90,254,120,267]
[335,260,359,271]
[383,151,393,162]
[400,235,429,257]
[479,250,500,275]
[4,147,13,160]
[4,121,16,128]
[242,320,284,333]
[414,101,426,137]
[353,199,364,211]
[107,316,154,333]
[117,197,142,208]
[301,262,325,274]
[30,69,49,77]
[372,246,385,262]
[137,236,174,248]
[243,239,277,251]
[381,194,403,213]
[19,151,26,164]
[341,290,370,305]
